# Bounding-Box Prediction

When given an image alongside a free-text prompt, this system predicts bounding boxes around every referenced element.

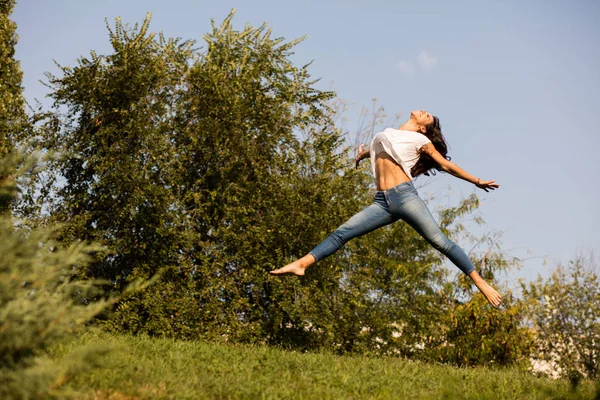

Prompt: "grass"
[51,332,598,400]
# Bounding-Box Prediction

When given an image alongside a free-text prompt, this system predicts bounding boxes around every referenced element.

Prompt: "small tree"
[0,0,25,158]
[0,0,26,216]
[523,254,600,379]
[421,215,537,368]
[0,155,113,400]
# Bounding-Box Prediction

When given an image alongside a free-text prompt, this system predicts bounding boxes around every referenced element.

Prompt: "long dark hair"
[410,115,450,177]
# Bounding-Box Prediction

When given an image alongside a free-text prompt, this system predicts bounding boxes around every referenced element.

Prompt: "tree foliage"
[42,15,195,291]
[0,0,25,216]
[0,0,25,158]
[0,154,114,400]
[523,254,600,379]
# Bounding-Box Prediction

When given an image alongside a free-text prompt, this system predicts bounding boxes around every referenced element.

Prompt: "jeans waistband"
[377,181,415,195]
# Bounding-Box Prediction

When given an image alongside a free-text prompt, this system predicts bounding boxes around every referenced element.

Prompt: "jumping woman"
[270,110,502,307]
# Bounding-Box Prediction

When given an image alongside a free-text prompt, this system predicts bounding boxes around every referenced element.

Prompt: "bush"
[523,254,600,380]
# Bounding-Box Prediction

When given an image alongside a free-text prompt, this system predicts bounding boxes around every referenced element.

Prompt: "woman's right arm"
[355,144,370,169]
[420,143,499,192]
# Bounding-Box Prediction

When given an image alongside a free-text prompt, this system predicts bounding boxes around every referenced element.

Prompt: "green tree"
[42,14,195,295]
[0,154,115,400]
[419,207,536,368]
[523,254,600,379]
[0,0,26,215]
[0,9,116,397]
[0,0,25,158]
[111,12,361,340]
[34,11,349,339]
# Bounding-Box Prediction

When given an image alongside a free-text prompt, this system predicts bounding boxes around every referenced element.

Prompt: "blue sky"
[12,0,600,285]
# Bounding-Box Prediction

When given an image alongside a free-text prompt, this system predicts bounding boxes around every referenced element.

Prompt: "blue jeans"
[309,181,475,275]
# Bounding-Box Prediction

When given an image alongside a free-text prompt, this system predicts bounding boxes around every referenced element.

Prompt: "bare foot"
[270,262,307,276]
[477,281,502,307]
[270,254,316,277]
[468,270,502,307]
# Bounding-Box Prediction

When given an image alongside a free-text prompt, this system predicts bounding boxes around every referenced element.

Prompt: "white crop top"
[369,128,431,180]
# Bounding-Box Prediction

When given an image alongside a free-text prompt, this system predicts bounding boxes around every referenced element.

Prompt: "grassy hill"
[50,332,597,399]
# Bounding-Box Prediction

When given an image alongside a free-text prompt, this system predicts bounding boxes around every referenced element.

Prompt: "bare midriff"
[374,152,411,191]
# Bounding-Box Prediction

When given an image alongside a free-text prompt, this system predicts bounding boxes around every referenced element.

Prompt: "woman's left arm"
[420,143,499,192]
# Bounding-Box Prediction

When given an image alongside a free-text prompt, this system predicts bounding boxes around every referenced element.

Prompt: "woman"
[270,110,502,307]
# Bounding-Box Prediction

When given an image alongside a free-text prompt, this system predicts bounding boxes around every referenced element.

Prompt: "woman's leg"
[395,193,502,307]
[270,194,395,276]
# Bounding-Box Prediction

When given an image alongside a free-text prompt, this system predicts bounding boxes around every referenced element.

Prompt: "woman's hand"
[475,179,499,192]
[355,144,366,169]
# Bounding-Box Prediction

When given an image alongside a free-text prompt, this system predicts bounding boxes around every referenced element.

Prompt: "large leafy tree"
[110,13,367,339]
[44,15,195,291]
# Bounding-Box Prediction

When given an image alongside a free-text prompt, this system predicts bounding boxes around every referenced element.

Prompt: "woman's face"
[411,109,434,127]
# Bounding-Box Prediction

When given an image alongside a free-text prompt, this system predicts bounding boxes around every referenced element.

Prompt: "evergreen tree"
[0,6,116,397]
[0,155,120,400]
[0,0,25,158]
[0,0,25,215]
